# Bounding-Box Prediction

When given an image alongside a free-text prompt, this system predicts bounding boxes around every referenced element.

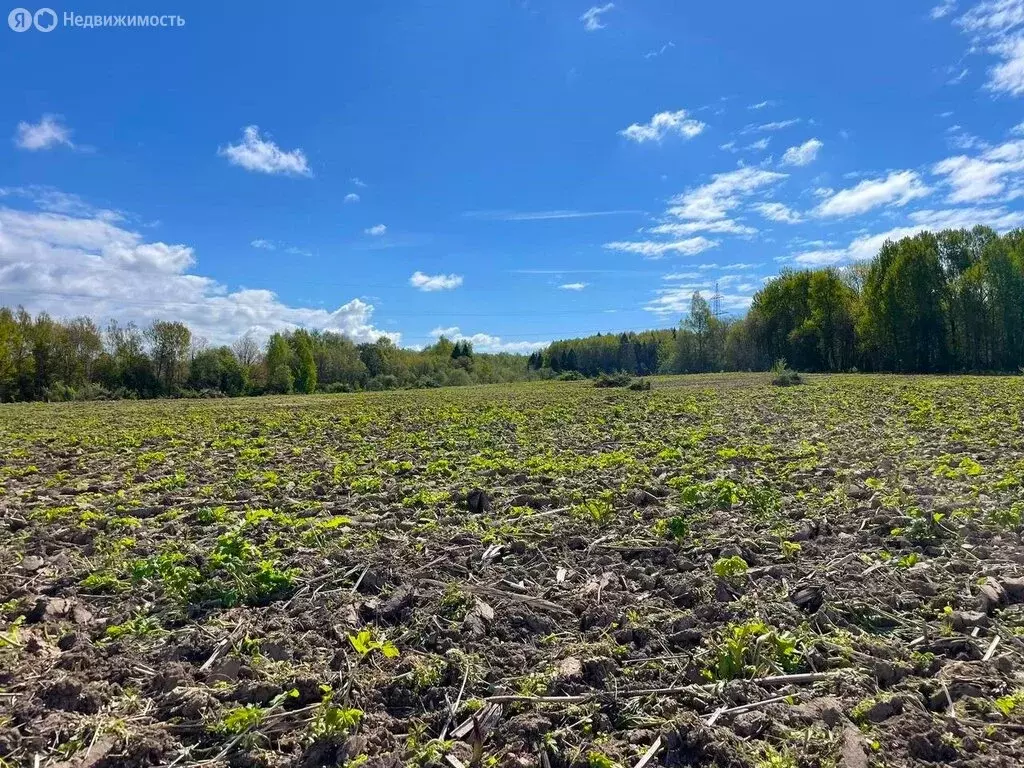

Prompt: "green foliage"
[587,751,620,768]
[706,619,800,680]
[572,495,615,525]
[994,690,1024,717]
[292,329,318,394]
[593,372,634,388]
[210,689,298,735]
[654,514,690,542]
[780,540,802,560]
[310,687,363,740]
[211,704,266,734]
[712,555,749,580]
[348,628,399,659]
[756,744,798,768]
[770,358,803,386]
[124,533,296,608]
[104,613,164,640]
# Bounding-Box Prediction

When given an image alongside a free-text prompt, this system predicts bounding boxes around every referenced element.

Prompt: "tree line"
[0,311,534,402]
[2,226,1022,402]
[531,226,1024,376]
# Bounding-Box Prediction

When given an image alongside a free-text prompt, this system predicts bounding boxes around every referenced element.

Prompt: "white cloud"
[647,220,757,236]
[344,193,360,204]
[14,115,74,151]
[743,118,801,133]
[644,41,675,59]
[748,100,775,110]
[988,35,1024,94]
[662,271,701,280]
[793,249,848,266]
[933,138,1024,201]
[620,109,707,143]
[0,186,121,220]
[559,282,588,290]
[957,0,1024,36]
[603,237,719,259]
[351,177,367,187]
[645,285,754,315]
[365,224,387,236]
[950,0,1024,94]
[251,238,275,250]
[781,138,823,167]
[430,326,546,353]
[754,202,804,223]
[947,66,970,85]
[908,205,1024,229]
[409,271,463,291]
[668,166,788,222]
[814,170,931,217]
[0,200,394,346]
[721,138,771,154]
[580,3,614,31]
[931,0,957,19]
[218,126,311,177]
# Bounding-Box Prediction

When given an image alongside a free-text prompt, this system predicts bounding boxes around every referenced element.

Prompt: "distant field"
[2,374,1023,767]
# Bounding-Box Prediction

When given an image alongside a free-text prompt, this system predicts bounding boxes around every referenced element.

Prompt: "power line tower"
[711,280,724,319]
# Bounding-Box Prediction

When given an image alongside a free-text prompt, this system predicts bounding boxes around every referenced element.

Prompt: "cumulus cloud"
[668,166,788,222]
[814,170,931,217]
[0,198,394,346]
[604,166,784,256]
[580,3,614,31]
[344,193,360,204]
[781,138,823,166]
[603,237,719,259]
[251,238,275,250]
[620,109,707,143]
[364,224,387,236]
[754,202,804,223]
[14,115,74,151]
[931,0,957,19]
[559,282,588,290]
[430,326,546,353]
[218,126,311,177]
[409,271,463,291]
[933,139,1024,201]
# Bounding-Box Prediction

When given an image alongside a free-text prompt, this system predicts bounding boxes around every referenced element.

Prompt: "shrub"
[770,359,803,387]
[557,370,585,381]
[44,382,113,402]
[594,372,633,388]
[628,378,652,391]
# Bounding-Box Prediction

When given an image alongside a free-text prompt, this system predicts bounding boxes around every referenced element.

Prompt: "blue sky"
[3,0,1024,351]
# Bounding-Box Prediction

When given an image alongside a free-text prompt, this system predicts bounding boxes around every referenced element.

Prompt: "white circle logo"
[8,7,32,31]
[33,7,56,31]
